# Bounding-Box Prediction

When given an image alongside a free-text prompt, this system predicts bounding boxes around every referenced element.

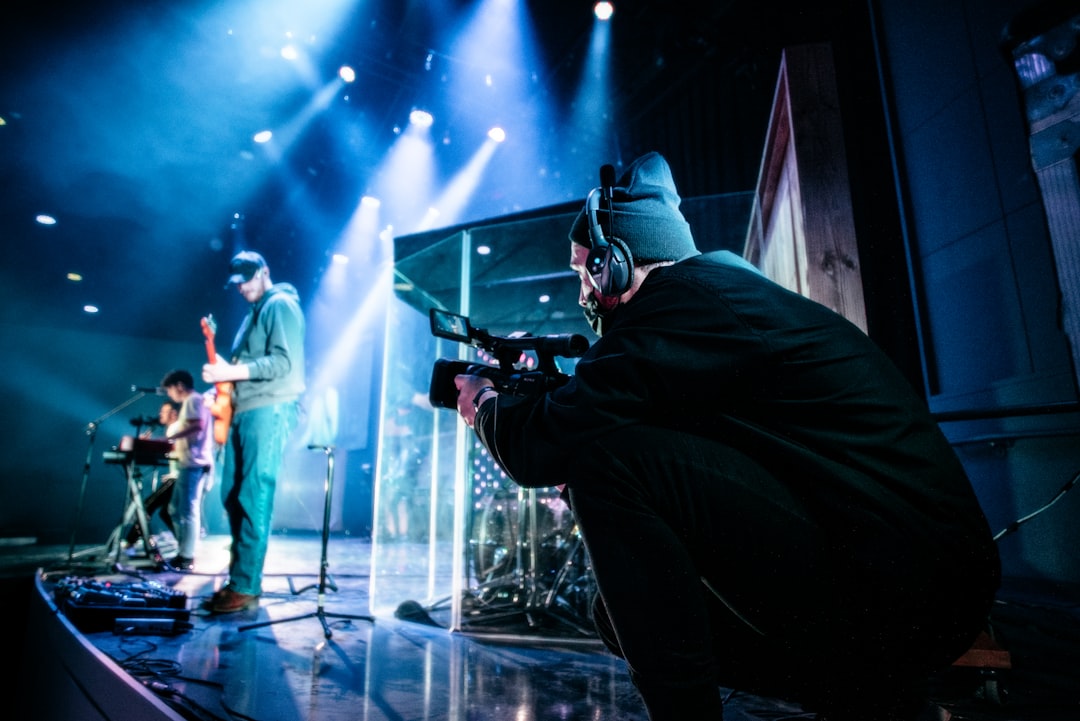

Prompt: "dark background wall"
[871,0,1080,584]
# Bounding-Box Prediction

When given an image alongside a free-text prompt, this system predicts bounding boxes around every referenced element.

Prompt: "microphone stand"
[66,390,151,568]
[240,445,374,638]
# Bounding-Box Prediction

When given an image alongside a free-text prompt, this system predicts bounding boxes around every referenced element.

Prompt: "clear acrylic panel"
[373,196,751,636]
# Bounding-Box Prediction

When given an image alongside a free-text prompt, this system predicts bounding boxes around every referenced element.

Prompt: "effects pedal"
[54,576,190,633]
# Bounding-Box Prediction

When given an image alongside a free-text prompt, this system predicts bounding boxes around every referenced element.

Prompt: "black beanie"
[569,151,698,264]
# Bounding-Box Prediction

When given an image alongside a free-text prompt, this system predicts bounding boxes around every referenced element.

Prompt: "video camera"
[427,308,590,410]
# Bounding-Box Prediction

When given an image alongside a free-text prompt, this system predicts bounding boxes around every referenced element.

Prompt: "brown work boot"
[211,588,260,614]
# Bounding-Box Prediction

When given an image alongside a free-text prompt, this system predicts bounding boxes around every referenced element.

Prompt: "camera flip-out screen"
[430,308,472,343]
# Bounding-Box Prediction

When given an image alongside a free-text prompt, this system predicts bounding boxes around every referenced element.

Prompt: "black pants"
[565,426,994,720]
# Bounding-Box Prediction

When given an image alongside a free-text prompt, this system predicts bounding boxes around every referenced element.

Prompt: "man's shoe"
[212,589,260,614]
[168,555,194,572]
[199,587,226,611]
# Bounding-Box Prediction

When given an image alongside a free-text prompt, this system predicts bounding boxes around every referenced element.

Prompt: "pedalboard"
[54,576,190,633]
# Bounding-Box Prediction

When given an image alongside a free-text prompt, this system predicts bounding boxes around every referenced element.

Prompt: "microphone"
[132,385,167,395]
[600,163,617,232]
[599,163,616,199]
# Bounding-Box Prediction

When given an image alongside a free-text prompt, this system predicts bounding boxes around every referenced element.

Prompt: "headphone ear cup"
[586,244,608,283]
[590,237,633,297]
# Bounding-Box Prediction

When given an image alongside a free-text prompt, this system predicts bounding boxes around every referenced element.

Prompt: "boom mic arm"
[601,163,617,232]
[600,163,616,200]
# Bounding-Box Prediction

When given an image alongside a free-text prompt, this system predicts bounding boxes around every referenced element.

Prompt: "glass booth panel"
[372,195,752,637]
[371,214,600,639]
[368,231,466,621]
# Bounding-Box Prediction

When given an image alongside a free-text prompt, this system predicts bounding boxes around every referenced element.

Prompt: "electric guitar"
[201,315,234,445]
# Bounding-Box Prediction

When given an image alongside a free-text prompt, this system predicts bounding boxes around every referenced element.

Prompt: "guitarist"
[202,250,306,614]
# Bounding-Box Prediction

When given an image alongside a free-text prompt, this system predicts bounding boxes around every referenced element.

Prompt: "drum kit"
[460,484,598,639]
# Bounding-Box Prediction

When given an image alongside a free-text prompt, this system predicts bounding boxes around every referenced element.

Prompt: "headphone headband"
[584,165,632,296]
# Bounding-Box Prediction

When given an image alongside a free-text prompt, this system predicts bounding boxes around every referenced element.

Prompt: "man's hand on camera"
[454,374,496,428]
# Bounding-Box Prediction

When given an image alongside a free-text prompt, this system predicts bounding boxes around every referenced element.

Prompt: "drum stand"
[461,486,596,638]
[240,445,374,638]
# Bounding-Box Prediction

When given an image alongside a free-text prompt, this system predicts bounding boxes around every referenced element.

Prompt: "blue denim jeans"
[168,464,208,559]
[221,401,299,595]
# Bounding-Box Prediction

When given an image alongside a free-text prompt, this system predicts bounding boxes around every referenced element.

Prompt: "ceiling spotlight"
[253,130,273,143]
[281,44,299,60]
[487,127,506,143]
[595,2,614,21]
[409,109,434,128]
[339,65,356,83]
[36,214,57,225]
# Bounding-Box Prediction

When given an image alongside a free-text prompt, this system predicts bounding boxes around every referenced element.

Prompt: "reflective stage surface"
[12,534,1080,721]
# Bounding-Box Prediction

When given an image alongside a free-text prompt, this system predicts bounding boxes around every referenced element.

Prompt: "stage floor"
[9,534,1080,721]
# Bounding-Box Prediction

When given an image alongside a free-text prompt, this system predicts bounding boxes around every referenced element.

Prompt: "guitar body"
[209,382,234,445]
[201,316,234,445]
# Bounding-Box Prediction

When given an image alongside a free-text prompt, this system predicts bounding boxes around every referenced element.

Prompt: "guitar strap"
[230,305,260,364]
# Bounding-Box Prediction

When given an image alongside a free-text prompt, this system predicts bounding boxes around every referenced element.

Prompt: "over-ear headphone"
[585,164,633,297]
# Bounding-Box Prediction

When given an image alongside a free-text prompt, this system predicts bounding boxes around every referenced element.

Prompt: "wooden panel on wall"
[744,44,867,333]
[1006,6,1080,395]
